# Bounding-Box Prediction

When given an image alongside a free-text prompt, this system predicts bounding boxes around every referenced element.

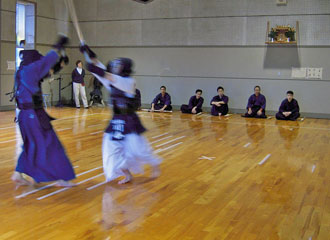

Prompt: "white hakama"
[102,133,161,182]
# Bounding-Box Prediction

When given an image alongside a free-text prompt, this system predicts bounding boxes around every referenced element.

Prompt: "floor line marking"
[258,154,271,165]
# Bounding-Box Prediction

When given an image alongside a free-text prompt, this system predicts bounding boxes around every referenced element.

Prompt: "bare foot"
[151,165,161,179]
[118,169,132,184]
[118,177,132,185]
[11,172,32,186]
[55,180,77,187]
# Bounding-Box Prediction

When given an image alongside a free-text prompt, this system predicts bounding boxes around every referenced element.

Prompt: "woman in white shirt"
[71,60,88,108]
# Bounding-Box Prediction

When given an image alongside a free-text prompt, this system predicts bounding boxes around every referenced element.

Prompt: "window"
[16,1,35,69]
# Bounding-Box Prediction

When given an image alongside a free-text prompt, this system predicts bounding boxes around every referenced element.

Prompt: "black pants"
[243,106,267,118]
[180,104,202,114]
[211,105,228,116]
[153,104,172,111]
[276,112,300,121]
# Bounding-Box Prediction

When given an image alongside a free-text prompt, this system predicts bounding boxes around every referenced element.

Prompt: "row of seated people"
[148,85,300,121]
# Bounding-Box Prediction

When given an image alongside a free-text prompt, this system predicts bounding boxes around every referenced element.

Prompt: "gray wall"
[1,0,330,117]
[69,0,330,117]
[1,0,16,108]
[0,0,84,109]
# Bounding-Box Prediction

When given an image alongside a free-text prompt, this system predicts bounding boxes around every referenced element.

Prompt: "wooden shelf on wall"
[265,21,299,45]
[265,41,297,45]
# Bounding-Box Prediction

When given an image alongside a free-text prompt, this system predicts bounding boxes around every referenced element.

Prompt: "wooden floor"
[0,107,330,240]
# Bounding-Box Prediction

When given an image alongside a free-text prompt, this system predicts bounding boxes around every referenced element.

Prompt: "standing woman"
[72,60,88,108]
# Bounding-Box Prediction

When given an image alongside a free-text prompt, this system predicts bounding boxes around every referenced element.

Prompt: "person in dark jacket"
[276,91,300,120]
[242,86,267,118]
[72,60,88,108]
[151,86,172,111]
[210,86,229,116]
[181,89,204,114]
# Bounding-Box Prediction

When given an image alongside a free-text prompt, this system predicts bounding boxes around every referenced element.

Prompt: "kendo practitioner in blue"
[11,36,76,187]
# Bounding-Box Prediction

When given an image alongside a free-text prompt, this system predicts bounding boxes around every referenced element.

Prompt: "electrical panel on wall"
[307,68,323,80]
[276,0,287,5]
[291,67,323,80]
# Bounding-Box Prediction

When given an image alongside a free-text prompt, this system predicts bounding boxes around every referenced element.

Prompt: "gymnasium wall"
[68,0,330,117]
[1,0,330,118]
[0,0,81,110]
[0,0,16,109]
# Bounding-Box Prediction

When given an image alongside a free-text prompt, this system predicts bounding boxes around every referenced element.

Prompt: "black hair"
[287,90,294,95]
[119,58,133,77]
[19,40,25,46]
[160,86,166,90]
[217,86,224,91]
[195,89,202,94]
[254,86,261,90]
[76,60,82,66]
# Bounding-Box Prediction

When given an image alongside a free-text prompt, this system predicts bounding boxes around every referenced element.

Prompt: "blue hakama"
[15,50,75,183]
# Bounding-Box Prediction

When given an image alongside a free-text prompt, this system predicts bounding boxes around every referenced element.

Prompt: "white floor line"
[243,142,251,148]
[199,156,215,160]
[258,154,271,165]
[76,173,104,185]
[87,181,107,191]
[57,128,72,132]
[0,139,16,144]
[154,142,183,154]
[37,173,104,200]
[76,166,103,177]
[311,165,316,173]
[151,132,169,139]
[89,130,104,135]
[15,183,57,199]
[73,166,79,169]
[15,166,102,199]
[149,135,173,144]
[155,136,185,148]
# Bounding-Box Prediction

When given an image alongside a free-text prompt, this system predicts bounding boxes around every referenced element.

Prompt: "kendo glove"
[53,34,69,51]
[79,44,97,59]
[62,56,69,65]
[52,56,69,74]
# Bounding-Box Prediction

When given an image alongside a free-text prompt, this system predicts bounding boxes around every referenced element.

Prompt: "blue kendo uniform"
[15,50,76,183]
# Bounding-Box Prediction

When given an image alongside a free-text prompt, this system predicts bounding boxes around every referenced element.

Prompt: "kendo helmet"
[107,58,133,77]
[19,50,43,66]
